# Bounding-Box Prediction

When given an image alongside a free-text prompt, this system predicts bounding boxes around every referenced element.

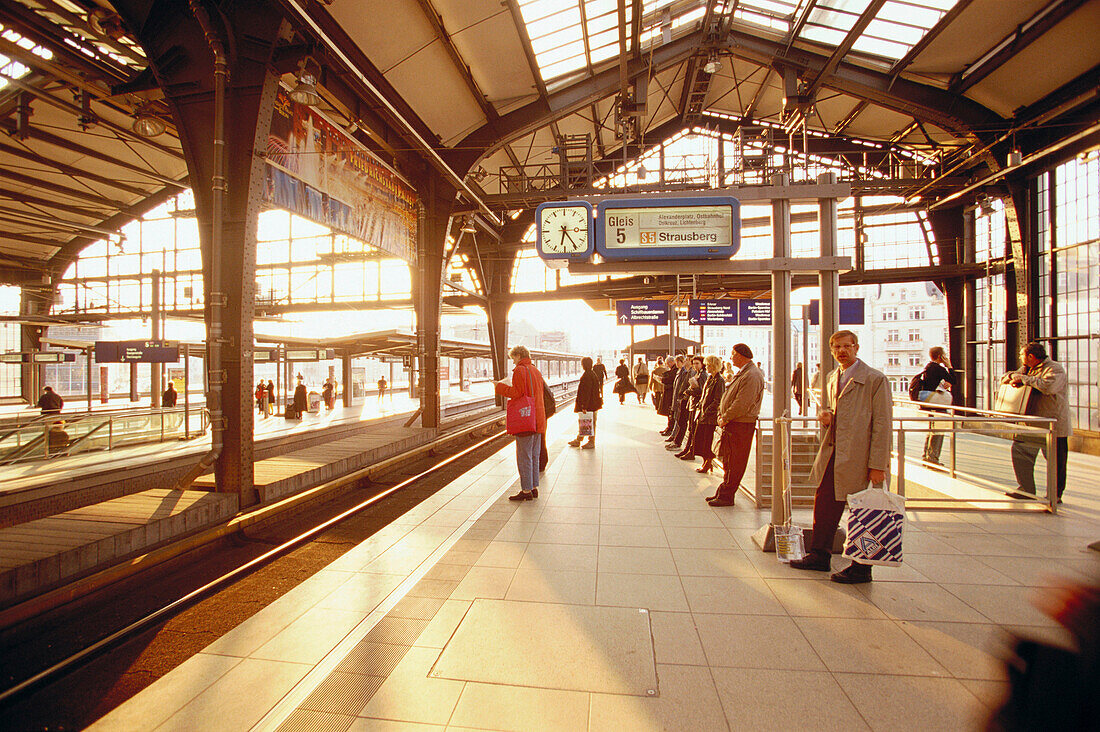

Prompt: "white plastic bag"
[843,485,905,566]
[578,411,594,436]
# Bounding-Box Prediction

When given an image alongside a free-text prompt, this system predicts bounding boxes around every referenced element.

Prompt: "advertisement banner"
[265,87,418,265]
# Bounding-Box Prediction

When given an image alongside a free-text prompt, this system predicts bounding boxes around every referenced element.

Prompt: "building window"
[908,353,922,367]
[887,355,901,366]
[882,308,897,321]
[909,306,925,320]
[908,329,921,342]
[887,329,900,342]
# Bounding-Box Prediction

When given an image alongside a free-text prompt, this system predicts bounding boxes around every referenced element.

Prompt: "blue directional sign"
[808,298,866,325]
[688,299,739,326]
[616,300,669,325]
[738,299,772,325]
[596,196,740,261]
[95,340,180,363]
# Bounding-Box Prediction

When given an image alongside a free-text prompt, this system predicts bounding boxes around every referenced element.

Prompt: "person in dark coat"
[791,361,805,412]
[669,356,703,451]
[292,375,308,418]
[37,386,63,415]
[568,356,603,449]
[592,357,608,383]
[322,378,335,409]
[658,355,681,433]
[612,359,636,404]
[680,355,725,472]
[162,382,178,407]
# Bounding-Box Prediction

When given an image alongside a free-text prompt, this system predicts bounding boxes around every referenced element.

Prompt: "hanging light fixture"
[702,56,721,74]
[132,108,166,137]
[289,58,322,106]
[460,217,477,234]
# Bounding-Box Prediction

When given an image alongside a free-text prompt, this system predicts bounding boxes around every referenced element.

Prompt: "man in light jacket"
[1002,341,1072,501]
[708,343,765,506]
[790,330,893,584]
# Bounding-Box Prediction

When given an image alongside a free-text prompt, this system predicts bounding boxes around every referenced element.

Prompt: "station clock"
[535,201,593,261]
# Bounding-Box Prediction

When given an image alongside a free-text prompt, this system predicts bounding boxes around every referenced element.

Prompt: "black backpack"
[543,381,556,416]
[908,370,924,401]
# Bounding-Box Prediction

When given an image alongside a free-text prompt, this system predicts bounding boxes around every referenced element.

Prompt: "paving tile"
[472,541,527,569]
[902,553,1019,585]
[597,524,670,547]
[709,668,869,731]
[448,682,589,732]
[599,508,663,526]
[358,647,464,725]
[858,581,992,623]
[832,672,986,731]
[764,578,886,619]
[648,610,708,665]
[670,547,760,577]
[598,545,677,575]
[589,664,729,732]
[318,573,405,612]
[520,542,599,573]
[694,613,826,671]
[529,522,601,545]
[276,709,355,732]
[974,555,1090,587]
[941,583,1058,626]
[450,566,516,601]
[896,621,1009,680]
[252,607,367,665]
[794,617,950,676]
[960,679,1011,711]
[662,526,738,549]
[681,576,786,615]
[504,568,597,605]
[596,572,689,612]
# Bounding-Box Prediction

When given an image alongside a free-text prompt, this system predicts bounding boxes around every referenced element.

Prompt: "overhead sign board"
[739,299,772,325]
[285,348,336,361]
[0,353,23,364]
[616,300,669,325]
[95,341,180,363]
[688,299,739,326]
[1,351,78,363]
[596,197,740,261]
[807,298,866,325]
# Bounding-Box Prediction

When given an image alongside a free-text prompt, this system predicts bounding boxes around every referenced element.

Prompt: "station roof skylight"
[516,0,959,84]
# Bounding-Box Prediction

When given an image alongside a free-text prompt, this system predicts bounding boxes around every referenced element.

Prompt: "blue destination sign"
[808,298,866,325]
[739,299,772,325]
[596,196,740,261]
[616,300,669,325]
[95,340,180,363]
[688,299,739,326]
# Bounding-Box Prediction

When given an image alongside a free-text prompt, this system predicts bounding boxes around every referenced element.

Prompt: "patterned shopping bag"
[843,485,905,566]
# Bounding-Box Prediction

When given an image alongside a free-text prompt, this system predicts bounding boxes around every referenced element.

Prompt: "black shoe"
[831,562,873,584]
[665,443,681,451]
[678,453,694,461]
[789,551,831,572]
[509,491,534,501]
[532,488,538,498]
[707,497,735,507]
[1005,489,1035,500]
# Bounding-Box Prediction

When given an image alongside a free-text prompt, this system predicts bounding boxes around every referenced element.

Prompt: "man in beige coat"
[790,330,893,584]
[1002,341,1072,501]
[708,343,765,506]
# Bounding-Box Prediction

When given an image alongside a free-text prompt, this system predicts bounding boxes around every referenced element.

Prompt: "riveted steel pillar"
[113,0,286,504]
[771,173,792,527]
[18,286,47,404]
[817,172,839,386]
[414,176,452,428]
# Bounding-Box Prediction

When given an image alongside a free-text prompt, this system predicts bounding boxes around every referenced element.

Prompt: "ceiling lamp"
[459,217,477,234]
[132,111,166,137]
[290,59,322,106]
[702,56,721,74]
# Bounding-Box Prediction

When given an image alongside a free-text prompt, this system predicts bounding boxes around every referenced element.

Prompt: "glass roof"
[0,27,54,92]
[516,0,959,84]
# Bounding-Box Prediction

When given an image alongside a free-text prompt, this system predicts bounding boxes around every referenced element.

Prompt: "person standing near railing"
[913,346,954,465]
[162,382,178,408]
[1002,341,1072,502]
[790,330,893,584]
[709,344,764,507]
[38,386,63,416]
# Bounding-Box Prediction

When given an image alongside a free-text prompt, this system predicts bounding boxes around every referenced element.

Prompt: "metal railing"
[0,406,210,466]
[743,404,1057,514]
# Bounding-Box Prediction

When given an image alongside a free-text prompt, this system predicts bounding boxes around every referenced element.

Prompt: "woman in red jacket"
[495,345,547,501]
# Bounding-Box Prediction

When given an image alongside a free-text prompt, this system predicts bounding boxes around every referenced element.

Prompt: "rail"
[743,404,1057,513]
[0,406,210,466]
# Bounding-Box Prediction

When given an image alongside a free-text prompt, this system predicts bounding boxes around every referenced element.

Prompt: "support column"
[151,269,162,407]
[18,286,48,404]
[486,298,510,382]
[1004,178,1032,357]
[412,177,452,428]
[771,172,792,527]
[341,352,352,407]
[114,0,287,504]
[928,204,967,403]
[817,172,839,389]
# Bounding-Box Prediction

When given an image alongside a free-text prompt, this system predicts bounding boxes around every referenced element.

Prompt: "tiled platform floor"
[90,397,1100,731]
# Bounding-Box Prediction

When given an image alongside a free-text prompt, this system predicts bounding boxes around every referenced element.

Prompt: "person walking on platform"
[568,356,602,449]
[790,330,892,584]
[37,386,63,416]
[377,376,388,403]
[163,382,178,408]
[266,380,275,415]
[632,357,649,404]
[256,382,266,415]
[322,378,335,410]
[496,345,546,501]
[1002,341,1072,501]
[682,355,725,473]
[913,346,954,465]
[650,356,666,409]
[292,375,308,418]
[674,356,706,458]
[667,356,701,450]
[658,355,681,434]
[593,357,608,384]
[709,344,765,506]
[791,362,805,412]
[613,359,636,404]
[810,363,822,407]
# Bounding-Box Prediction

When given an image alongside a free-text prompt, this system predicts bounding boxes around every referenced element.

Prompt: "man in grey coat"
[708,343,765,506]
[790,330,893,584]
[1002,341,1072,501]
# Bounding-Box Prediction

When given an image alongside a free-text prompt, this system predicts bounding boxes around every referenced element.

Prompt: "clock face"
[537,202,592,258]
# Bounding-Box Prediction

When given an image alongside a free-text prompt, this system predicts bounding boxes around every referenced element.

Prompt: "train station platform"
[89,398,1099,732]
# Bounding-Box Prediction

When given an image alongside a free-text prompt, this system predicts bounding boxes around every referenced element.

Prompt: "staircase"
[753,428,821,507]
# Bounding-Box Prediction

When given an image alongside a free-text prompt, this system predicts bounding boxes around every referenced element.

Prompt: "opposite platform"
[90,396,1100,732]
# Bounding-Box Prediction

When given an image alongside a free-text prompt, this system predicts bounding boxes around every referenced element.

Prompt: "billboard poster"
[265,87,418,265]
